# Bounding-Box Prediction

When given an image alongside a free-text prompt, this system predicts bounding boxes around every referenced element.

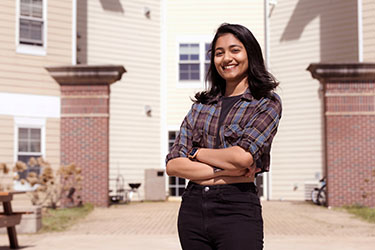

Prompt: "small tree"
[13,157,83,208]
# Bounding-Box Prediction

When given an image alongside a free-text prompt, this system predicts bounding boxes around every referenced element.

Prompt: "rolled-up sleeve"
[165,106,195,165]
[237,94,282,162]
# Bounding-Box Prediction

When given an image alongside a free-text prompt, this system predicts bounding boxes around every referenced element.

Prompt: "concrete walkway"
[1,201,375,250]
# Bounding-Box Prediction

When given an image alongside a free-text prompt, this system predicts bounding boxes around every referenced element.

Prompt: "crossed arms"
[166,146,259,182]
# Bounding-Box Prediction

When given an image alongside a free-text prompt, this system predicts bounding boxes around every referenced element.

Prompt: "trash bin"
[144,169,166,201]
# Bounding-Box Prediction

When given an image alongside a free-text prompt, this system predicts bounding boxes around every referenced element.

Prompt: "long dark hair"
[194,23,279,104]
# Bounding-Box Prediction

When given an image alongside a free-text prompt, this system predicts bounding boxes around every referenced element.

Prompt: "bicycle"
[311,177,326,206]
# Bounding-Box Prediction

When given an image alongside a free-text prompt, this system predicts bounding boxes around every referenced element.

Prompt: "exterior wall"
[166,0,264,127]
[0,0,72,96]
[0,116,14,165]
[77,0,161,199]
[363,0,375,62]
[269,0,358,200]
[0,0,70,183]
[45,118,60,169]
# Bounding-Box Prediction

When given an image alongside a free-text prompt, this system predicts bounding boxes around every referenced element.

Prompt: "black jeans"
[178,181,263,250]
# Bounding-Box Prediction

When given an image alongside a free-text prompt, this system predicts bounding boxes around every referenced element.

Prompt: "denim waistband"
[187,181,258,194]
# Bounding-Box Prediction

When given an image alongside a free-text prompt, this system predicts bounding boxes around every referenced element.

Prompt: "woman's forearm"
[166,157,224,180]
[195,146,253,170]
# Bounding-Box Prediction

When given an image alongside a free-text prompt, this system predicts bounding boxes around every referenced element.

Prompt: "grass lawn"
[343,205,375,224]
[39,203,94,233]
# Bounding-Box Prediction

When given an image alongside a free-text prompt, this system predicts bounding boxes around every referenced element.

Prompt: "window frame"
[167,130,187,197]
[15,0,48,56]
[13,117,46,191]
[176,35,213,89]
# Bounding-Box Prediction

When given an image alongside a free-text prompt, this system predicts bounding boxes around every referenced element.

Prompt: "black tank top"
[215,94,242,148]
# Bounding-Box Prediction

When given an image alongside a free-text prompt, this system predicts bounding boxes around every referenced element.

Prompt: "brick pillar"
[308,63,375,207]
[46,65,126,207]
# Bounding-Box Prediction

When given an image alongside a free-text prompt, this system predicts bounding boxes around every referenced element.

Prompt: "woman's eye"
[232,49,240,53]
[215,52,223,56]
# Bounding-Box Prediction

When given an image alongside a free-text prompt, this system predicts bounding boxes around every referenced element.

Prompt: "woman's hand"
[244,163,262,178]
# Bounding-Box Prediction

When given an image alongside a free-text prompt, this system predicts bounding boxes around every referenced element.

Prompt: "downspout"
[160,0,168,193]
[358,0,363,62]
[264,0,271,201]
[72,0,77,65]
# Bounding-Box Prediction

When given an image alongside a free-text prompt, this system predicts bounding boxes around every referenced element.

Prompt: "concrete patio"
[1,200,374,250]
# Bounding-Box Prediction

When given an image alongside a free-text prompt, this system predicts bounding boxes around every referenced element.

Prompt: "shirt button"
[204,187,210,192]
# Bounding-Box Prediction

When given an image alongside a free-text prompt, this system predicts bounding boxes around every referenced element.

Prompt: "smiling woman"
[166,23,282,250]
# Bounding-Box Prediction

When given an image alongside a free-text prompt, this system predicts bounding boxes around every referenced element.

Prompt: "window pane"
[169,188,176,196]
[31,21,42,40]
[169,176,176,185]
[178,177,186,185]
[19,128,28,139]
[190,54,199,60]
[21,0,31,16]
[179,64,188,71]
[30,128,41,140]
[190,64,199,71]
[180,54,188,61]
[18,141,28,152]
[30,141,41,152]
[32,0,43,18]
[169,131,176,140]
[20,19,31,39]
[180,72,189,80]
[17,155,42,179]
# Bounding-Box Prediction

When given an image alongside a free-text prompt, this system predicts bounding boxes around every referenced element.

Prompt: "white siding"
[0,0,72,96]
[77,0,161,199]
[269,0,358,200]
[363,0,375,62]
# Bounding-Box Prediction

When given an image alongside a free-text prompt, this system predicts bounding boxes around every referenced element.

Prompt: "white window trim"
[14,117,46,163]
[176,35,213,89]
[15,0,48,56]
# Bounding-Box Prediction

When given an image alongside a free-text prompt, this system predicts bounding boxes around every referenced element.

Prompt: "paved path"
[1,201,374,250]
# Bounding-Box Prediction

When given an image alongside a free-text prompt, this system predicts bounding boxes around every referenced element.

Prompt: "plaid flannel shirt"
[166,88,282,173]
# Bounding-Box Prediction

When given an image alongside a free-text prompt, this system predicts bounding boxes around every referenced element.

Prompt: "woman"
[166,23,282,250]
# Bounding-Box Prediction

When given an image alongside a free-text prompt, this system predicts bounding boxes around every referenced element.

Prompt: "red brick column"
[308,63,375,207]
[46,65,126,207]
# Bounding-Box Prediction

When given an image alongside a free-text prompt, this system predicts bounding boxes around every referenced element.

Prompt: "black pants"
[178,181,263,250]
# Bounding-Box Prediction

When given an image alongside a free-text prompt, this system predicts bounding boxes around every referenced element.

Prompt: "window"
[17,128,42,179]
[179,43,200,81]
[20,0,43,46]
[168,131,186,197]
[177,37,212,87]
[16,0,47,55]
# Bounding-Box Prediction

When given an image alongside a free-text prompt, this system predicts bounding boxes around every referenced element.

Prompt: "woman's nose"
[223,52,233,62]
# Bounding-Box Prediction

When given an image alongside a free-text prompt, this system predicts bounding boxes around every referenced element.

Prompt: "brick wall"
[325,82,375,207]
[61,85,110,207]
[308,64,375,207]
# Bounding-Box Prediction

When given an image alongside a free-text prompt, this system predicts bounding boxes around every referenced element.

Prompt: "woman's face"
[214,33,249,84]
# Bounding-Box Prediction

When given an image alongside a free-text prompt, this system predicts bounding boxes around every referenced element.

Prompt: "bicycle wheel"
[317,184,327,206]
[311,188,319,204]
